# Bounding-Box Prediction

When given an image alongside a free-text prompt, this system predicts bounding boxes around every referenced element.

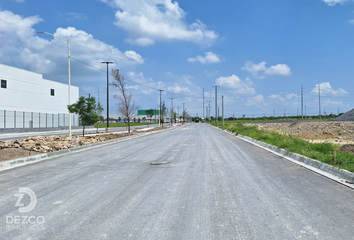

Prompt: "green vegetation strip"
[218,122,354,173]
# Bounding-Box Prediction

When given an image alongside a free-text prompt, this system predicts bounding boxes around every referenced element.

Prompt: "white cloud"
[246,94,266,107]
[350,19,354,24]
[311,82,349,96]
[242,61,291,78]
[188,52,221,64]
[241,61,267,78]
[286,93,298,99]
[125,50,144,64]
[264,64,291,76]
[101,0,218,46]
[322,0,349,6]
[215,75,255,95]
[0,10,144,80]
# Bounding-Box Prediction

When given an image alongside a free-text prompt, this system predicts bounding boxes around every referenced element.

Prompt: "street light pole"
[38,32,72,137]
[170,98,174,126]
[158,90,163,127]
[101,62,114,132]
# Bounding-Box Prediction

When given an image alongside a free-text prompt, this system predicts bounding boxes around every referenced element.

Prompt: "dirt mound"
[339,145,354,154]
[247,121,354,145]
[333,108,354,121]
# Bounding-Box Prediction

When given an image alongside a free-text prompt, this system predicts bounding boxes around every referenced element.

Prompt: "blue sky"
[1,0,354,118]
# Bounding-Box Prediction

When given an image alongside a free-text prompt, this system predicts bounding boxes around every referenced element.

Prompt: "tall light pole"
[182,103,185,123]
[222,95,224,127]
[158,90,164,127]
[101,62,114,132]
[38,31,72,136]
[170,98,174,126]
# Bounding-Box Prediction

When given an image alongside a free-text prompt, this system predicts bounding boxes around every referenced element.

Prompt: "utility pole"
[207,101,212,122]
[319,84,321,119]
[177,106,179,121]
[206,107,208,121]
[170,98,174,125]
[218,106,220,122]
[301,85,303,119]
[158,90,163,126]
[182,103,185,122]
[274,109,275,118]
[213,86,219,124]
[101,61,114,132]
[222,95,224,127]
[203,88,205,119]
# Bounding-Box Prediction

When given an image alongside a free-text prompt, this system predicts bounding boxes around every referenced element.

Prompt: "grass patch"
[94,122,158,128]
[219,122,354,173]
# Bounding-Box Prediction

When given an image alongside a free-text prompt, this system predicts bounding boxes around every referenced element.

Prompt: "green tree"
[160,102,166,126]
[68,96,99,137]
[146,108,155,127]
[96,102,104,132]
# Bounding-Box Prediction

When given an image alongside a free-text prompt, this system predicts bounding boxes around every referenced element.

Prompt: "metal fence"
[0,110,79,129]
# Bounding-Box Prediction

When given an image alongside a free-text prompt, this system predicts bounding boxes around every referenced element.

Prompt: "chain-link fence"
[0,110,79,129]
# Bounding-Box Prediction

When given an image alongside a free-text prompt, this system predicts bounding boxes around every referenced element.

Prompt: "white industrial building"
[0,63,80,129]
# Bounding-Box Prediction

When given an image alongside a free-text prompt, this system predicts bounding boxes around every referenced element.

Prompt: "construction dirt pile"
[0,133,135,153]
[332,108,354,121]
[0,133,137,162]
[246,121,354,145]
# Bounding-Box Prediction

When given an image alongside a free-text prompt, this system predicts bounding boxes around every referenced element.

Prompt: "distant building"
[0,63,80,129]
[137,109,165,122]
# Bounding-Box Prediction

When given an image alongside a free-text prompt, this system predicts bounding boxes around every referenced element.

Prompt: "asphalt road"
[1,124,354,239]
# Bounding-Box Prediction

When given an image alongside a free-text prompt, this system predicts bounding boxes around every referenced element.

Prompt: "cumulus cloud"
[101,0,218,46]
[242,61,291,78]
[268,93,299,108]
[322,0,349,6]
[125,50,144,64]
[188,52,221,64]
[215,75,255,95]
[126,71,199,97]
[0,10,144,81]
[264,64,291,76]
[311,82,349,96]
[246,94,266,107]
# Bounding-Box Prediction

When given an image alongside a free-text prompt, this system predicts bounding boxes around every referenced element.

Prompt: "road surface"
[1,123,354,239]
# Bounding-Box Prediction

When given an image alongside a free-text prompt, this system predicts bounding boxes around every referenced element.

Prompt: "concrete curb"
[0,126,175,172]
[219,128,354,190]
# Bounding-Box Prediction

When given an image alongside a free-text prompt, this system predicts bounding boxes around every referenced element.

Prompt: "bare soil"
[247,121,354,155]
[0,148,40,162]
